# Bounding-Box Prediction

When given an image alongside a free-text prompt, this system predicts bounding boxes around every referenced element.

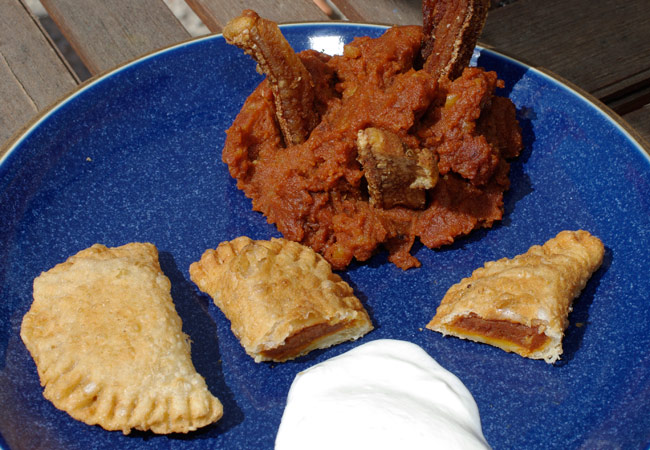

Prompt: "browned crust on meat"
[357,127,438,209]
[223,10,319,145]
[421,0,490,81]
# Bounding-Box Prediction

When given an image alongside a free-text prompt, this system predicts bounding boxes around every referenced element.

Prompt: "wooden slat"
[481,0,650,102]
[604,81,650,117]
[327,0,506,26]
[330,0,422,25]
[623,105,650,148]
[4,0,649,158]
[331,0,650,120]
[40,0,191,75]
[0,57,35,148]
[0,0,78,150]
[184,0,329,33]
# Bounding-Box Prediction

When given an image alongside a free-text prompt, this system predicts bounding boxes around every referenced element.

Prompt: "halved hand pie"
[189,237,373,362]
[427,230,604,363]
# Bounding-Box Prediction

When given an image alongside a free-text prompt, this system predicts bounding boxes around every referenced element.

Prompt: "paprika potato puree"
[223,25,522,270]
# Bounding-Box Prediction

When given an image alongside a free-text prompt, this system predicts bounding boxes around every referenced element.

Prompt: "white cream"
[275,339,490,450]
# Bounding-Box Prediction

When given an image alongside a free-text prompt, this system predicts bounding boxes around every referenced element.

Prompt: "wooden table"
[1,0,649,154]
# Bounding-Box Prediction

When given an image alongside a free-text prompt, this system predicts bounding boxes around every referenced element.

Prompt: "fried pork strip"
[223,10,318,145]
[421,0,490,81]
[357,128,438,209]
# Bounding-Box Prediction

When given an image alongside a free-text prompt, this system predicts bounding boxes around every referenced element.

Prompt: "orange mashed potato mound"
[223,26,522,270]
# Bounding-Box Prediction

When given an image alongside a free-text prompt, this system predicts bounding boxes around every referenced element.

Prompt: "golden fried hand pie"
[189,237,373,362]
[20,243,223,434]
[427,230,604,363]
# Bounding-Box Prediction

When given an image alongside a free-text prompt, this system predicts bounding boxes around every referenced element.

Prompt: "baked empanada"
[189,237,373,362]
[427,230,604,363]
[20,243,223,434]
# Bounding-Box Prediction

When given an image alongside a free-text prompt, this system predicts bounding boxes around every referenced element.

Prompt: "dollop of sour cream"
[275,339,490,450]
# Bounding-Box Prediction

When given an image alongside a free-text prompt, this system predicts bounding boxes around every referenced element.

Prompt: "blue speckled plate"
[1,24,649,450]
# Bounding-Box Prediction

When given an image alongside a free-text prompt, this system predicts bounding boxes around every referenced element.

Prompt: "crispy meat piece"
[357,127,438,209]
[421,0,490,81]
[222,13,524,270]
[223,10,319,145]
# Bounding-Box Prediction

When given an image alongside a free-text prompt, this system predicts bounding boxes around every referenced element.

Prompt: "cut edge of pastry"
[426,230,605,364]
[253,311,374,363]
[427,313,562,363]
[189,236,374,363]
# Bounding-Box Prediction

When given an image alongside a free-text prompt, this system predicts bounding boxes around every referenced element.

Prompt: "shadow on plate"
[157,251,244,438]
[555,245,612,366]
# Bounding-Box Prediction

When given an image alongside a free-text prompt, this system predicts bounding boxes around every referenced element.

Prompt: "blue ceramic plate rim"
[1,23,649,450]
[2,23,648,165]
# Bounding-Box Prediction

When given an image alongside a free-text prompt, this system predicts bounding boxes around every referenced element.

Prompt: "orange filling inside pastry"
[260,322,347,360]
[448,313,549,354]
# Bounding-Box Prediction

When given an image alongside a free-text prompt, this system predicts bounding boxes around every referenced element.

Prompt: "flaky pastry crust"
[21,243,223,434]
[189,237,373,362]
[427,230,605,363]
